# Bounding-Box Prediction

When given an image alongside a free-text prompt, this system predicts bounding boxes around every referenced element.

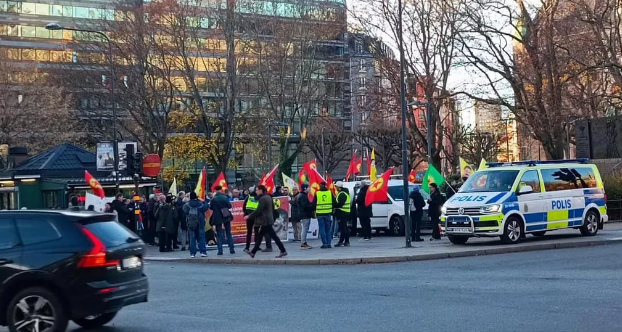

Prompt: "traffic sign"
[142,154,161,177]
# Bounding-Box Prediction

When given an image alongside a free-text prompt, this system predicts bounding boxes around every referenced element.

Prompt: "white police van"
[441,159,608,245]
[343,179,432,235]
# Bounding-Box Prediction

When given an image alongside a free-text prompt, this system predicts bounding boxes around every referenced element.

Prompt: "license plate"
[122,257,142,269]
[447,228,471,233]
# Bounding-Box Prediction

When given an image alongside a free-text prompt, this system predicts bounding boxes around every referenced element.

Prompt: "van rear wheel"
[389,215,405,236]
[580,210,599,236]
[500,217,523,244]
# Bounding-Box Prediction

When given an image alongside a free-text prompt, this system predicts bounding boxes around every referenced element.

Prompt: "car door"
[540,168,575,229]
[0,216,23,289]
[371,201,389,228]
[516,170,546,232]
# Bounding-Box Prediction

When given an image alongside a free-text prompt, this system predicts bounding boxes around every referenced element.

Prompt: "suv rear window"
[82,221,138,248]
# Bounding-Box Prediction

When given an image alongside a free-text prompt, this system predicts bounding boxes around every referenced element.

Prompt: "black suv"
[0,210,149,332]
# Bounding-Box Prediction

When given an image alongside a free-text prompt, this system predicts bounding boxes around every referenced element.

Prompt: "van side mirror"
[518,185,533,195]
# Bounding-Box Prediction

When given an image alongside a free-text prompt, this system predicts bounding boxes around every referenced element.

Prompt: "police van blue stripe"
[485,192,507,204]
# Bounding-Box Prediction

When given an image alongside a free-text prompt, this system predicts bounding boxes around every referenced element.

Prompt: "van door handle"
[0,259,14,266]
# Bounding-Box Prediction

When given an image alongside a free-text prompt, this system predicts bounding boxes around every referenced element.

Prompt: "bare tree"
[458,126,506,165]
[305,117,352,174]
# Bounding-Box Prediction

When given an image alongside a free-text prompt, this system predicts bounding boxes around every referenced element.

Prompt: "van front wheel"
[389,215,405,236]
[500,217,523,244]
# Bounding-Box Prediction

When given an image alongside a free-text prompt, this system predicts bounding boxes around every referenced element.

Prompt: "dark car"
[0,210,149,332]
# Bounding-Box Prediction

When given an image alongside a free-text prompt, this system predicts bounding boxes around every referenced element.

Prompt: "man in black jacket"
[112,193,131,227]
[334,182,351,247]
[297,184,314,249]
[356,180,373,240]
[428,183,444,241]
[409,186,426,242]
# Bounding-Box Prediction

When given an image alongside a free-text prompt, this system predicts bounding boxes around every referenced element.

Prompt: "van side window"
[518,170,541,193]
[541,168,592,191]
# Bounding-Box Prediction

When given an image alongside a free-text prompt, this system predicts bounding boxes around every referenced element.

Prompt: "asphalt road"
[5,244,622,332]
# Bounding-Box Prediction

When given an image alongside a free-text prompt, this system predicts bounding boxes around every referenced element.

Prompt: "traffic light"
[124,144,135,176]
[132,152,143,176]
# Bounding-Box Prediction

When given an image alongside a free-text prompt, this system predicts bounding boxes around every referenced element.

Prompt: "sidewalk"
[144,223,622,265]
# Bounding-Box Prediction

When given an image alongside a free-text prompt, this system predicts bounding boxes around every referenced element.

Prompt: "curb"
[144,238,622,266]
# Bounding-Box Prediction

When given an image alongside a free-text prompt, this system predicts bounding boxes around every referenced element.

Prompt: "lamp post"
[267,121,289,170]
[46,23,120,191]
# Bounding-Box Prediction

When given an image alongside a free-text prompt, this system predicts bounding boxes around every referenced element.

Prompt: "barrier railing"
[607,200,622,222]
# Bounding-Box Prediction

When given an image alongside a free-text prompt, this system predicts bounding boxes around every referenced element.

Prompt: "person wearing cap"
[333,181,351,247]
[409,185,426,242]
[297,184,314,249]
[313,182,336,248]
[357,180,374,240]
[243,186,272,253]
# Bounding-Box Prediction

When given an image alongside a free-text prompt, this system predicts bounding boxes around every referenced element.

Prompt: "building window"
[7,1,19,13]
[35,26,49,39]
[21,2,35,14]
[21,26,35,38]
[359,77,366,88]
[35,3,49,15]
[51,4,63,16]
[62,5,72,17]
[359,59,364,71]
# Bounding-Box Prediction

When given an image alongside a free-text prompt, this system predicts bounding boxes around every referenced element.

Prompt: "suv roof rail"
[487,158,590,168]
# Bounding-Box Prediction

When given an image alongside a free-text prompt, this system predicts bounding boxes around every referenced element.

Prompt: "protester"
[183,192,210,258]
[68,196,81,211]
[245,185,287,258]
[146,194,159,245]
[297,184,313,249]
[313,182,336,248]
[334,181,351,247]
[156,195,177,252]
[176,192,188,251]
[289,187,301,242]
[113,193,131,228]
[126,197,137,233]
[104,202,115,215]
[210,185,235,255]
[240,189,249,201]
[428,183,443,241]
[409,185,426,242]
[281,187,289,197]
[357,180,373,240]
[243,186,271,252]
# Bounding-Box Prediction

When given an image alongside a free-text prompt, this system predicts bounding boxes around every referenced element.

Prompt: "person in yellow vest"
[312,182,336,248]
[333,181,351,247]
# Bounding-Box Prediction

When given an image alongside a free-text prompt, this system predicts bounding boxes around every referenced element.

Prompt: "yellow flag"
[168,177,178,196]
[370,148,377,181]
[281,173,298,192]
[194,167,206,200]
[460,158,473,178]
[478,158,488,171]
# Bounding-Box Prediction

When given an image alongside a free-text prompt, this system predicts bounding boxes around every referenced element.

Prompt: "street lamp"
[398,0,412,248]
[46,23,120,191]
[267,121,289,170]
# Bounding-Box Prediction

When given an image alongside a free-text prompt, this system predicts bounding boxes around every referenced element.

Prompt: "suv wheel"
[73,312,118,328]
[580,210,599,236]
[500,217,523,244]
[7,287,68,332]
[389,215,404,236]
[447,235,469,244]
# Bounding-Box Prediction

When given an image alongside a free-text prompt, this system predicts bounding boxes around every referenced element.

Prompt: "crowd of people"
[74,179,445,259]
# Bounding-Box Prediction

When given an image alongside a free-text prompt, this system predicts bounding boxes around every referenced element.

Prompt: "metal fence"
[607,200,622,222]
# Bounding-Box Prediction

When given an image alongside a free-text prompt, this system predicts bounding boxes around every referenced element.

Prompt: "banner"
[96,142,114,171]
[287,219,319,241]
[85,193,114,212]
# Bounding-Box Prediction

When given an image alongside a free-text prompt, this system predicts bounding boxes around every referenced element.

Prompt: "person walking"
[183,192,210,258]
[297,184,313,249]
[176,192,189,251]
[428,183,444,241]
[155,195,177,252]
[333,181,351,247]
[289,187,301,242]
[245,185,287,258]
[357,180,373,240]
[210,186,235,255]
[313,182,336,248]
[409,185,426,242]
[243,186,272,253]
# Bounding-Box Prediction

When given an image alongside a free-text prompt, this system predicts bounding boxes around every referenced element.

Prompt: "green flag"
[422,164,445,194]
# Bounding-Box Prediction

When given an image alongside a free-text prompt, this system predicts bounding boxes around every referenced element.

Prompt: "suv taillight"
[78,225,120,268]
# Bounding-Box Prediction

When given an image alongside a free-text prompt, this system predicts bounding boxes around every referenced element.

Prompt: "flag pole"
[444,180,457,194]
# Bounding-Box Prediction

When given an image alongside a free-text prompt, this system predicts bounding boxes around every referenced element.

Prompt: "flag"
[85,171,105,199]
[302,159,317,172]
[408,169,417,183]
[195,167,206,200]
[168,177,178,196]
[355,158,362,175]
[365,167,394,206]
[297,168,308,187]
[282,173,298,192]
[345,151,358,181]
[478,158,488,171]
[211,172,228,192]
[260,165,279,194]
[326,173,336,196]
[460,157,473,178]
[370,148,377,181]
[422,164,445,194]
[303,162,326,200]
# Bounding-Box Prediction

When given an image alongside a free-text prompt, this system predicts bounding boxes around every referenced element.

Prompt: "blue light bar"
[486,159,589,167]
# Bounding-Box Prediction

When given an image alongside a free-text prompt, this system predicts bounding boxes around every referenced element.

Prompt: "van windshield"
[460,170,519,193]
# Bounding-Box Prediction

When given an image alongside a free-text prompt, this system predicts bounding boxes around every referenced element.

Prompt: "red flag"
[302,159,317,173]
[211,172,228,192]
[365,167,395,206]
[345,151,358,181]
[355,158,362,175]
[326,173,336,196]
[303,162,326,200]
[85,171,105,199]
[297,168,307,187]
[408,169,417,183]
[365,150,372,176]
[260,165,278,194]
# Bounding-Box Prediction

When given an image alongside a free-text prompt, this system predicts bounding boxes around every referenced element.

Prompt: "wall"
[17,181,43,209]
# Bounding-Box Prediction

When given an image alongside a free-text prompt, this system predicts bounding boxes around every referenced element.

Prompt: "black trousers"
[337,215,350,244]
[410,210,423,240]
[431,215,441,239]
[159,230,172,252]
[244,219,272,250]
[360,216,372,239]
[251,226,285,254]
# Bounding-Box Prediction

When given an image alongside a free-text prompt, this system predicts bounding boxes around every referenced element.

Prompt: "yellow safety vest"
[315,191,332,214]
[337,191,351,213]
[245,197,259,211]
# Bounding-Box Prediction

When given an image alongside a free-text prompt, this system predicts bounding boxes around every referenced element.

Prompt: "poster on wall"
[96,143,115,171]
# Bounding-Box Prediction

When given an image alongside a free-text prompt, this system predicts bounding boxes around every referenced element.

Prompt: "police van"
[441,159,608,245]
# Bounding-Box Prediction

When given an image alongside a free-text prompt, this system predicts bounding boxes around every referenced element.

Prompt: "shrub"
[603,175,622,201]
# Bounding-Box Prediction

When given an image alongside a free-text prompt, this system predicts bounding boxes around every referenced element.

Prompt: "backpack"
[186,206,200,230]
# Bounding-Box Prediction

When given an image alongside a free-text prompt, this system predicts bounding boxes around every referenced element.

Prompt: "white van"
[342,180,432,236]
[441,159,608,245]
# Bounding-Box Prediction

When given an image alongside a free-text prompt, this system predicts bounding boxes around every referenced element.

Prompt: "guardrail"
[607,199,622,222]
